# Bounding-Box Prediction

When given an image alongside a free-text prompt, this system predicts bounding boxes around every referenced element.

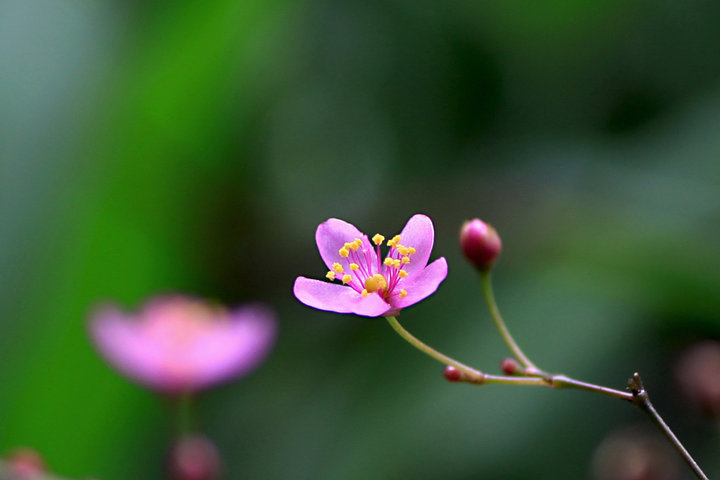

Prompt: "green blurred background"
[2,0,719,478]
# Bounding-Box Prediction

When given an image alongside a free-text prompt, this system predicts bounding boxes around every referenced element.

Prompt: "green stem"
[479,272,540,373]
[175,391,194,435]
[386,316,706,479]
[385,316,612,391]
[385,316,485,382]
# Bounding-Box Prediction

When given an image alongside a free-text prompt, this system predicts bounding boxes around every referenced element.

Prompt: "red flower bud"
[6,448,46,477]
[443,366,463,382]
[674,340,720,417]
[169,435,222,480]
[500,358,521,375]
[459,219,502,272]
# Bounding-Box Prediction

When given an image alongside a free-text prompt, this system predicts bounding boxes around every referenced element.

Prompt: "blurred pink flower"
[294,214,447,317]
[4,448,46,477]
[90,296,276,394]
[674,340,720,416]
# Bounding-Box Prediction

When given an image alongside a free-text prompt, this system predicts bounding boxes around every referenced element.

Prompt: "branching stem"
[629,374,708,480]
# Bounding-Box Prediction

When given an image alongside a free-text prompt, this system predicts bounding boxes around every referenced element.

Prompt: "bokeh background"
[2,0,720,479]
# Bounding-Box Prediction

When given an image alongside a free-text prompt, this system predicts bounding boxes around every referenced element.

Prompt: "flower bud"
[674,340,720,417]
[443,365,463,382]
[5,448,46,476]
[168,435,222,480]
[592,427,680,480]
[459,219,502,272]
[500,358,521,375]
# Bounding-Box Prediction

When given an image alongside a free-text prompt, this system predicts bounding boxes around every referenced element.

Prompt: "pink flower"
[293,214,448,317]
[90,296,276,394]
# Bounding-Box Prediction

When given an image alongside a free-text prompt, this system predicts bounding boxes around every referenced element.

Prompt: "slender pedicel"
[385,316,485,383]
[479,272,541,373]
[385,316,632,395]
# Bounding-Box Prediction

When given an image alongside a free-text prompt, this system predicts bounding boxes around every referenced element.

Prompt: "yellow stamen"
[393,259,401,269]
[372,233,385,245]
[387,235,401,247]
[326,271,336,281]
[361,289,369,297]
[383,258,394,266]
[352,239,362,250]
[408,247,416,255]
[364,274,388,293]
[333,262,344,273]
[397,246,409,256]
[344,242,354,251]
[401,256,410,264]
[399,270,408,278]
[399,289,408,298]
[339,247,349,258]
[342,274,352,284]
[350,263,359,271]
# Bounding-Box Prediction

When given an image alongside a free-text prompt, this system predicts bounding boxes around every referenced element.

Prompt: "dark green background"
[2,1,719,478]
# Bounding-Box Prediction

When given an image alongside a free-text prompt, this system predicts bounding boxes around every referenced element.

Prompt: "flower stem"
[385,317,613,390]
[385,316,707,479]
[629,374,708,480]
[175,391,194,435]
[479,272,540,373]
[550,375,633,401]
[385,316,485,382]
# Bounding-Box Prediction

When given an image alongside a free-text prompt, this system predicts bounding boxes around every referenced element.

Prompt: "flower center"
[364,274,387,293]
[325,233,417,300]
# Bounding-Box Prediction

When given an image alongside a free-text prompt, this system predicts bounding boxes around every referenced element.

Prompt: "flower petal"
[315,218,374,272]
[90,306,177,391]
[294,276,390,317]
[191,304,276,389]
[388,257,447,311]
[398,214,435,275]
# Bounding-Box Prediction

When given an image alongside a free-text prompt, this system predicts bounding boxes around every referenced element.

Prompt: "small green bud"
[459,219,502,272]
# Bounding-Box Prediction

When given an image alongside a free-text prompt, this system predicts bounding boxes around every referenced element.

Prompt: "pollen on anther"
[399,289,408,298]
[372,234,385,245]
[397,246,409,256]
[383,258,395,266]
[361,289,369,297]
[401,256,410,264]
[352,239,362,250]
[339,247,350,258]
[342,274,352,284]
[333,262,344,273]
[350,263,359,271]
[393,259,401,269]
[387,235,401,247]
[399,270,408,278]
[326,271,336,281]
[408,247,416,255]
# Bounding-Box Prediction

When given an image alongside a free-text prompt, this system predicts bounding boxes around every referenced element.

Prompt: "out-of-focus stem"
[175,391,194,435]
